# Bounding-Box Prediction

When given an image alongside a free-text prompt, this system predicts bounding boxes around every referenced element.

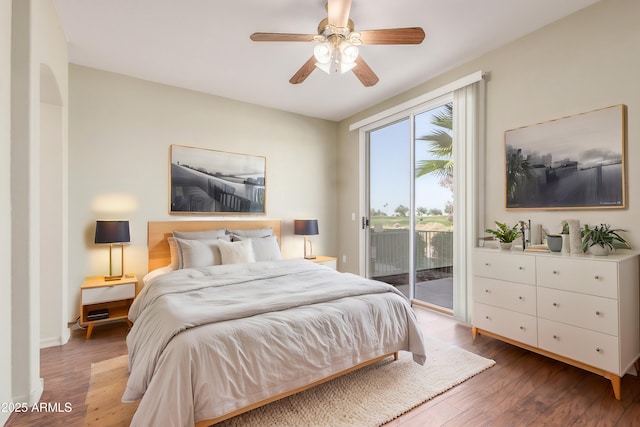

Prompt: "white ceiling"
[53,0,599,122]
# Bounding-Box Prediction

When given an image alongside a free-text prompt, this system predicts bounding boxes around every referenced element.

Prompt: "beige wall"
[337,0,640,274]
[68,65,339,321]
[1,0,12,423]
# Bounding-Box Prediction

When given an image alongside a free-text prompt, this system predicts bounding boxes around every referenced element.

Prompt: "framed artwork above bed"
[169,144,266,214]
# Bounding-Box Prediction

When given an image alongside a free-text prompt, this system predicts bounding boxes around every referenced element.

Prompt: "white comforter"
[123,259,426,426]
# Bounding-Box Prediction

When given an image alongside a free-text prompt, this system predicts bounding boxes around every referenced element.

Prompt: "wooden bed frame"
[145,220,397,427]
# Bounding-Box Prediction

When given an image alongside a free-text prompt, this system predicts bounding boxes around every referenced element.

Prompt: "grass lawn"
[370,215,453,229]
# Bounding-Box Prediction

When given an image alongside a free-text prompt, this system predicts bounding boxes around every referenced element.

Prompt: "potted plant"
[485,221,520,250]
[581,223,631,256]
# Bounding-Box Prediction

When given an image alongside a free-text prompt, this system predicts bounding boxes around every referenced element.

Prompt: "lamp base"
[104,274,123,282]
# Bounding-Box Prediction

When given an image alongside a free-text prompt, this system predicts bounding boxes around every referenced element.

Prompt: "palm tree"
[505,147,534,203]
[415,103,453,189]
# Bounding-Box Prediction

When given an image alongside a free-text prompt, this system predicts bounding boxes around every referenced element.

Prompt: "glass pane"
[368,119,411,295]
[413,103,454,309]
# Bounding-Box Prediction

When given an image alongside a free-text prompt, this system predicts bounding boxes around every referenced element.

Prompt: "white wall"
[68,65,339,322]
[10,0,68,408]
[337,0,640,274]
[33,0,69,347]
[1,0,13,424]
[40,100,67,348]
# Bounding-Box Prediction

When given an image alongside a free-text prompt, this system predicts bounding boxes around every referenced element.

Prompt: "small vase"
[561,234,570,253]
[499,242,513,251]
[566,219,583,254]
[547,235,562,252]
[589,245,610,256]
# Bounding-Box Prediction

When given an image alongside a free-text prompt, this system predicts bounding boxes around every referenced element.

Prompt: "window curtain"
[451,80,485,323]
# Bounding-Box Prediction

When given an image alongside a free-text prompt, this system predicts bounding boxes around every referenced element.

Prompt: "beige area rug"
[84,336,495,427]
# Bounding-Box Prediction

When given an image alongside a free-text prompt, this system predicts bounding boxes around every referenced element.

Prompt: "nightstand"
[309,256,337,270]
[80,275,139,339]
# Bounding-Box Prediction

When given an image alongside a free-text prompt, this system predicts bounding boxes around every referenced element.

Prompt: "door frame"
[356,75,485,323]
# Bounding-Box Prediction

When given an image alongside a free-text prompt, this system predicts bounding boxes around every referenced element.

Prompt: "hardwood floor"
[6,308,640,426]
[6,322,128,427]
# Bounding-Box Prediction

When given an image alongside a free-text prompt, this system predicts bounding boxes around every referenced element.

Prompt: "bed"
[123,220,426,427]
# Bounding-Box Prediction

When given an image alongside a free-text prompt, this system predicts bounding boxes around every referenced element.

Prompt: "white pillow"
[168,235,230,270]
[168,236,181,270]
[227,227,272,238]
[233,235,282,262]
[173,228,226,240]
[218,239,256,265]
[174,238,224,269]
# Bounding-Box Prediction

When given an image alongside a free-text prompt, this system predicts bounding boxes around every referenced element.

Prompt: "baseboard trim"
[40,331,69,349]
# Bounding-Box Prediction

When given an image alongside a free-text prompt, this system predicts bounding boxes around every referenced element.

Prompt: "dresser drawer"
[536,256,618,298]
[538,318,619,373]
[473,276,536,316]
[473,251,535,285]
[82,283,136,305]
[473,302,537,347]
[537,287,618,336]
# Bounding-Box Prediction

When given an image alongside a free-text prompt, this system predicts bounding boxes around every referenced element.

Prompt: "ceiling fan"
[250,0,425,87]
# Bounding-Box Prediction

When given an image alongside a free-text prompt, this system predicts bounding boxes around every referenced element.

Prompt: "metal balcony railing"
[369,229,453,278]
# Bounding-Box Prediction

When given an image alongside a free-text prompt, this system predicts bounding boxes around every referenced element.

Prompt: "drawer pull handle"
[485,316,490,320]
[519,326,525,331]
[594,275,600,280]
[485,289,490,293]
[595,311,601,316]
[596,348,602,353]
[552,270,559,275]
[553,335,559,340]
[485,263,490,266]
[518,266,524,270]
[518,296,523,300]
[552,302,558,307]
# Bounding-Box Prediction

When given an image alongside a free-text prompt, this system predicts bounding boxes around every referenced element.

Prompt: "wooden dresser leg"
[85,322,94,340]
[610,375,621,400]
[393,352,398,361]
[472,326,478,340]
[634,358,640,376]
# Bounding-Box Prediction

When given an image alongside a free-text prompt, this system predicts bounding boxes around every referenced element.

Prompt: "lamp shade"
[294,219,319,236]
[94,220,130,244]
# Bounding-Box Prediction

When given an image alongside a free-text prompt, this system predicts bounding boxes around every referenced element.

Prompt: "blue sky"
[369,105,452,214]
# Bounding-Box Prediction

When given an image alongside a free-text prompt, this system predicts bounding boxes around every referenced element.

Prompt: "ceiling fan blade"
[352,56,379,87]
[289,56,317,85]
[327,0,352,28]
[250,33,317,42]
[357,27,425,45]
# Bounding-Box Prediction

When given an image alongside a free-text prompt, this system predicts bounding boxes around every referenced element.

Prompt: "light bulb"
[340,42,358,64]
[338,41,358,74]
[313,42,333,64]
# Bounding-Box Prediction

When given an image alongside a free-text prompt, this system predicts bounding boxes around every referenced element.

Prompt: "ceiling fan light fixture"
[338,60,357,74]
[313,42,334,64]
[339,41,358,65]
[315,60,333,74]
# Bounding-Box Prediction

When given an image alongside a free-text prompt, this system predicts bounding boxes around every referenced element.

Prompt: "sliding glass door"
[413,104,454,310]
[365,99,454,312]
[367,119,411,293]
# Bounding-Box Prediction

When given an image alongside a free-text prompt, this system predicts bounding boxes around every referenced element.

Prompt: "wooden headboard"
[148,220,282,272]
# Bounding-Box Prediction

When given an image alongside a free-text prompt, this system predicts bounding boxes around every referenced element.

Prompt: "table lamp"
[94,220,130,281]
[294,219,319,259]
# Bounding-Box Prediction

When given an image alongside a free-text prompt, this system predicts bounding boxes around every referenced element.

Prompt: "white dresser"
[472,248,640,399]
